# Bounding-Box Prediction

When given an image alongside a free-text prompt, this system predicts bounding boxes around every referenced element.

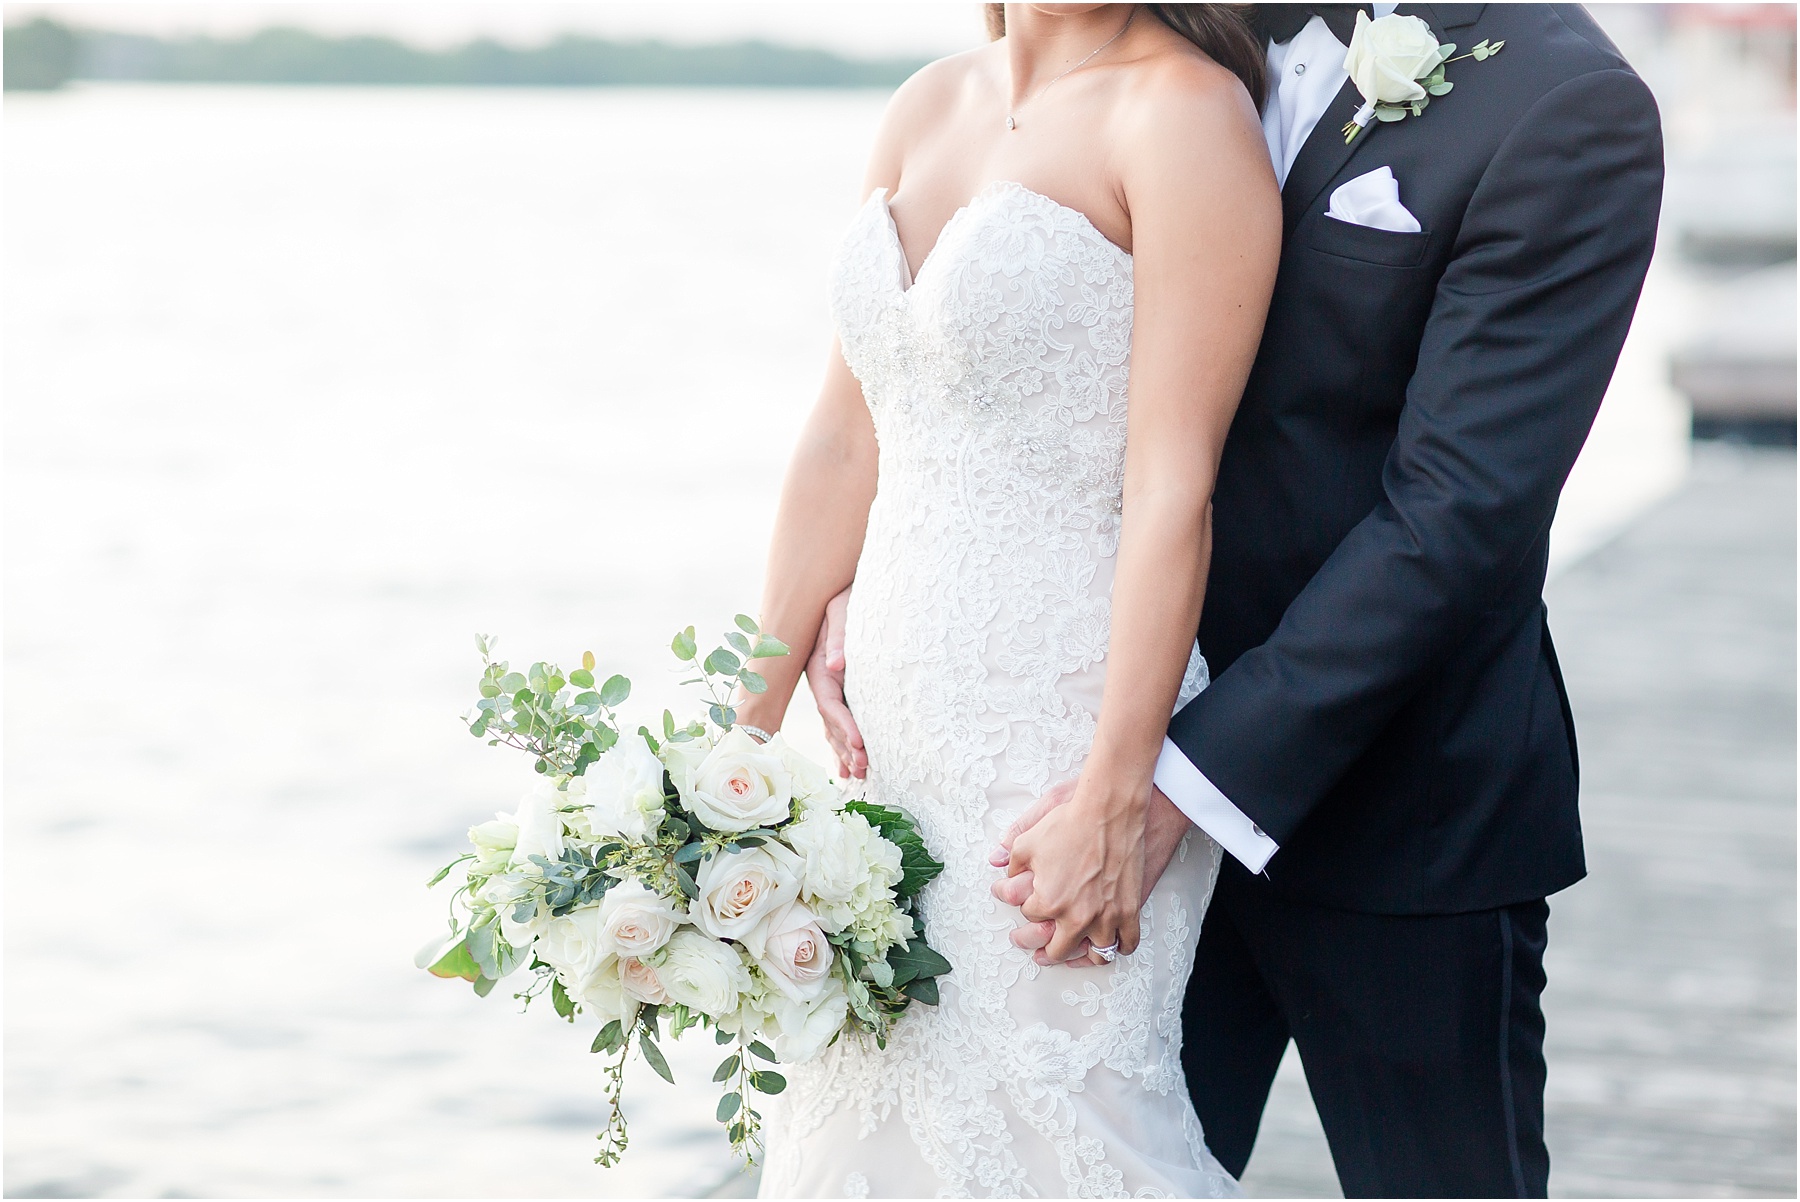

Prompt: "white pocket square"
[1326,166,1422,234]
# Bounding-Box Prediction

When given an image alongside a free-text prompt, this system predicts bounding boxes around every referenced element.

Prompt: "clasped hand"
[807,589,1191,969]
[988,778,1148,965]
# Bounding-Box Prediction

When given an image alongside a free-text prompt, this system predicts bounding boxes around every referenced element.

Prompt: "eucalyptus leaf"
[738,670,767,694]
[734,614,759,635]
[749,1070,786,1095]
[600,675,631,706]
[725,631,753,658]
[639,1029,676,1084]
[713,1054,740,1082]
[704,648,741,675]
[717,1091,742,1122]
[570,668,594,688]
[672,627,698,661]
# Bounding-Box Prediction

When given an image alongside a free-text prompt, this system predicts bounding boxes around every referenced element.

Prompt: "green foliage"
[4,19,77,91]
[466,635,623,777]
[71,25,929,88]
[426,937,482,982]
[844,799,945,899]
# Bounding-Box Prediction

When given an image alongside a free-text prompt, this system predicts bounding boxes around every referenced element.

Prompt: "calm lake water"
[4,84,1687,1199]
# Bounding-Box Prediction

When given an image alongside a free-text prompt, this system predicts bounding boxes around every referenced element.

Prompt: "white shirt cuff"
[1154,737,1278,874]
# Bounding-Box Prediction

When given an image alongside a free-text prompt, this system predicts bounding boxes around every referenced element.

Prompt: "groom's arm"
[1168,68,1664,850]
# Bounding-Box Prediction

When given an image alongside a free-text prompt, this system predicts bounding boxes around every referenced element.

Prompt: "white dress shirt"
[1151,5,1398,874]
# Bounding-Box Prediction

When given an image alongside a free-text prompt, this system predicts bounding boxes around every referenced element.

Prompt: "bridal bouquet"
[418,618,948,1166]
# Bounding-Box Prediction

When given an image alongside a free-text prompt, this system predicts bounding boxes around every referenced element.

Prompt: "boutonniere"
[1340,11,1504,143]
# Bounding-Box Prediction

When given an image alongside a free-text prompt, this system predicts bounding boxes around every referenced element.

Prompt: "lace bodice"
[760,183,1229,1199]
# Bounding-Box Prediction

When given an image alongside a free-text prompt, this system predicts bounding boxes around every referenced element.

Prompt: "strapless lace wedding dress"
[759,181,1237,1199]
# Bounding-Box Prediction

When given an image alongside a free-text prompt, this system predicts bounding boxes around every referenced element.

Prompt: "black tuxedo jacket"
[1167,4,1664,914]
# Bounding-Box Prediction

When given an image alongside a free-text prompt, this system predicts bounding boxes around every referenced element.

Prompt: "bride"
[731,4,1279,1195]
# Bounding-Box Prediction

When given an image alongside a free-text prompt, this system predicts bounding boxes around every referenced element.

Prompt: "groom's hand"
[806,586,866,779]
[991,781,1193,967]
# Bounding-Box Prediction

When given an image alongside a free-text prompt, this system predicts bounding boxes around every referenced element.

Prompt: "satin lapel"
[1279,76,1379,234]
[1279,4,1470,234]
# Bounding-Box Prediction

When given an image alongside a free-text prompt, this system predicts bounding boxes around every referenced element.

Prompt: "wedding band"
[1093,941,1120,963]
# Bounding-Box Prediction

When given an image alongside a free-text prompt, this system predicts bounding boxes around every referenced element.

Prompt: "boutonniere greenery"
[1340,11,1504,143]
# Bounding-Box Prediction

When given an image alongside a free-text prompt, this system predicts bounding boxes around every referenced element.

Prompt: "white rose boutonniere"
[1341,11,1504,143]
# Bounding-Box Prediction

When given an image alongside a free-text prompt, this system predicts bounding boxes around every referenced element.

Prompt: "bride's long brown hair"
[983,4,1267,112]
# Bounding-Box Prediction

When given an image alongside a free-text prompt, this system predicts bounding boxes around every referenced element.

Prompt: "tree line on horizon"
[3,17,928,91]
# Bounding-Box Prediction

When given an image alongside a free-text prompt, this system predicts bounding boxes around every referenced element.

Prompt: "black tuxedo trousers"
[1171,5,1663,1196]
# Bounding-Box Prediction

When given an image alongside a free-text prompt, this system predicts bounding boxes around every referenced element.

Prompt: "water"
[4,84,1687,1198]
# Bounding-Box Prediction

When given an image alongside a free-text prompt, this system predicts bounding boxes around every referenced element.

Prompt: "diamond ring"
[1093,941,1120,963]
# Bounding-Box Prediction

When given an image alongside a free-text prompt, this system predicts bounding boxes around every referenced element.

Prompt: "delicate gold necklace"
[1005,9,1136,132]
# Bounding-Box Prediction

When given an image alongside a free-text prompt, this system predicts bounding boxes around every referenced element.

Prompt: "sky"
[5,2,990,57]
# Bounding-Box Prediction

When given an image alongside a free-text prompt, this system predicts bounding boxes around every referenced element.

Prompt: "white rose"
[655,930,751,1018]
[575,737,667,842]
[767,733,837,810]
[535,903,612,983]
[467,815,518,871]
[678,728,794,832]
[567,954,639,1027]
[618,957,669,1006]
[1344,11,1448,106]
[767,978,848,1064]
[506,778,567,871]
[596,877,686,959]
[752,901,835,1003]
[693,843,801,950]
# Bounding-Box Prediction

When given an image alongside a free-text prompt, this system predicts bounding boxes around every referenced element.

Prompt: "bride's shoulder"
[1114,31,1261,139]
[863,46,999,180]
[1108,31,1271,181]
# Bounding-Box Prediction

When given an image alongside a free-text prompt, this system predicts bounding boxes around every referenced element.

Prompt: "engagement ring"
[1093,941,1120,963]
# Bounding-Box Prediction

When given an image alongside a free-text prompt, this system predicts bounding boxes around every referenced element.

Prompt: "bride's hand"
[805,586,866,779]
[1003,774,1148,964]
[992,781,1192,967]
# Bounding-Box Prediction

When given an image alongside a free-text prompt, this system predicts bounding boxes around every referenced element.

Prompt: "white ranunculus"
[618,957,669,1006]
[568,954,639,1026]
[767,978,848,1064]
[752,901,835,1003]
[575,737,667,842]
[468,815,518,871]
[693,843,802,950]
[536,903,612,983]
[677,728,794,832]
[1344,11,1448,106]
[507,778,567,871]
[655,931,751,1018]
[596,877,686,959]
[786,809,881,905]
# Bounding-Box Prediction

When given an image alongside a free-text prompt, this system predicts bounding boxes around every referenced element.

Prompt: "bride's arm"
[732,346,878,736]
[1006,61,1281,964]
[731,58,963,735]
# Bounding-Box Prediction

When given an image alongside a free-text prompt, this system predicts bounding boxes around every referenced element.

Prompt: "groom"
[813,3,1663,1197]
